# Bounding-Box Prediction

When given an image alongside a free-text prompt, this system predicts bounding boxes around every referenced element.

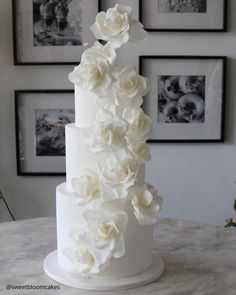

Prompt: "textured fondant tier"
[66,123,145,192]
[56,183,153,279]
[75,86,100,128]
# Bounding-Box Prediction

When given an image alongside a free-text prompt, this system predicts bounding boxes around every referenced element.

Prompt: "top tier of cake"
[74,86,99,127]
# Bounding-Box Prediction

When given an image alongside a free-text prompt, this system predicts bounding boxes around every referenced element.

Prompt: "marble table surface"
[0,217,236,295]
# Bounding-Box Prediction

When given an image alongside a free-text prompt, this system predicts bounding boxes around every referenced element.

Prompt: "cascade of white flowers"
[66,4,163,276]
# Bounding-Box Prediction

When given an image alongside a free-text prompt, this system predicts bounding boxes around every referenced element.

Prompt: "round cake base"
[44,250,164,291]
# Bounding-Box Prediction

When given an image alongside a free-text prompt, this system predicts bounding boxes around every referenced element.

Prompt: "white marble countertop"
[0,217,236,294]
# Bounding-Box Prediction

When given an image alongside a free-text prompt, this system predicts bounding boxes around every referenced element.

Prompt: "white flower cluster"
[91,4,147,49]
[66,4,163,277]
[64,211,128,275]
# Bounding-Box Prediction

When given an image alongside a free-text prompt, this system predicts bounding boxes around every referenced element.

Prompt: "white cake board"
[44,250,164,291]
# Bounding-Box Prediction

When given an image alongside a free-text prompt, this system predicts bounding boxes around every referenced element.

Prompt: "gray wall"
[0,0,236,225]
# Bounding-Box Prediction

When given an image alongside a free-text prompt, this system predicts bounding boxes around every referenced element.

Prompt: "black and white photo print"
[139,56,226,142]
[13,0,100,63]
[139,0,226,32]
[35,109,74,156]
[158,75,205,123]
[33,0,82,46]
[15,90,74,175]
[158,0,207,13]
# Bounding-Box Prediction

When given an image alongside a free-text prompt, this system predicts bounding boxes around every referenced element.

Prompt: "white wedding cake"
[44,4,164,290]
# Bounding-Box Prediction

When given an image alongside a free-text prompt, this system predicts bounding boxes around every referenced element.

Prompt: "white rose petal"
[128,19,147,43]
[123,107,152,145]
[83,210,128,258]
[113,66,149,108]
[98,154,139,200]
[91,4,147,48]
[64,210,128,275]
[71,170,101,206]
[131,183,163,225]
[64,245,98,276]
[84,109,128,154]
[129,143,151,163]
[64,229,110,276]
[68,55,112,98]
[82,41,117,65]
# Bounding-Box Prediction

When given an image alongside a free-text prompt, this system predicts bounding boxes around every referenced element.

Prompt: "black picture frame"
[139,0,227,32]
[12,0,102,65]
[139,55,226,143]
[15,89,74,176]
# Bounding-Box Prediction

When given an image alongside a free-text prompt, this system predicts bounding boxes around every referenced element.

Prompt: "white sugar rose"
[64,245,100,276]
[68,54,112,98]
[83,210,128,259]
[84,109,128,154]
[129,143,151,163]
[91,4,147,48]
[113,66,149,107]
[123,107,152,145]
[71,170,101,206]
[82,41,117,65]
[98,154,139,200]
[64,228,110,276]
[131,183,163,225]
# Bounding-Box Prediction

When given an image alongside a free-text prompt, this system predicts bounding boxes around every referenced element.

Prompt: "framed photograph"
[12,0,101,65]
[139,56,226,142]
[15,90,75,175]
[139,0,227,32]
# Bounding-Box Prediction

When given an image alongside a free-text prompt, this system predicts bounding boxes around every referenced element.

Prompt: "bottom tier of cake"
[56,182,153,279]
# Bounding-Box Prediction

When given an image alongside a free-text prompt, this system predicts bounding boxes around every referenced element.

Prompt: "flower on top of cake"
[91,4,147,49]
[64,244,99,276]
[98,154,139,200]
[123,107,152,145]
[71,169,102,206]
[84,108,128,154]
[113,66,149,108]
[71,154,139,205]
[83,210,128,258]
[64,233,106,276]
[131,184,163,225]
[69,43,149,109]
[64,210,128,276]
[128,143,151,163]
[68,44,114,98]
[83,41,117,65]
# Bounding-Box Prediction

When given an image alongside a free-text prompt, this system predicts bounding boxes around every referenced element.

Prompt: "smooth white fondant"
[44,251,164,291]
[65,124,97,192]
[74,86,100,128]
[56,183,153,279]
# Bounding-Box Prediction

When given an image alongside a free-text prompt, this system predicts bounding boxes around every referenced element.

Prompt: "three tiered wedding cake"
[44,4,164,290]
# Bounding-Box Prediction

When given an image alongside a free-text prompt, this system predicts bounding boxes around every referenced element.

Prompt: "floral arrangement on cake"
[66,4,163,277]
